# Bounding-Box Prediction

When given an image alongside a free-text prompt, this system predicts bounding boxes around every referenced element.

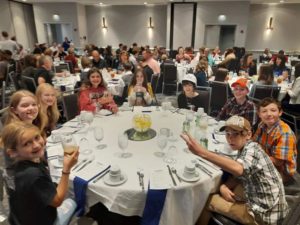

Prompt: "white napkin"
[150,169,172,189]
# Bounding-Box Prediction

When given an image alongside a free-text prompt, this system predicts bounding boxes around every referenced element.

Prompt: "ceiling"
[17,0,300,5]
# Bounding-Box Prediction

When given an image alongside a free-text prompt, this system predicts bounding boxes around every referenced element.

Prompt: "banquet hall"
[0,0,300,225]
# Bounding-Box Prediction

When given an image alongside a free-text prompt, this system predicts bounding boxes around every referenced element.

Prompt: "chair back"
[1,81,6,108]
[65,60,74,73]
[62,92,79,121]
[8,71,21,91]
[209,81,229,115]
[282,193,300,225]
[250,84,281,102]
[151,73,160,105]
[196,86,212,114]
[21,76,37,94]
[5,63,16,84]
[162,63,177,83]
[54,63,70,73]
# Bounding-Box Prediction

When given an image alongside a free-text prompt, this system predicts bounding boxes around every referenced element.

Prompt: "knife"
[167,165,177,186]
[72,159,87,171]
[92,168,110,183]
[197,158,219,171]
[195,163,213,178]
[76,159,93,172]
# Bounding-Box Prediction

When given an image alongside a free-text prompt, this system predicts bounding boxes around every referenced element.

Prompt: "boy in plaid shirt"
[253,97,297,185]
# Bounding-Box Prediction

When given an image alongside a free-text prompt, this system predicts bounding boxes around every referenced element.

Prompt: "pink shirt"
[146,58,160,74]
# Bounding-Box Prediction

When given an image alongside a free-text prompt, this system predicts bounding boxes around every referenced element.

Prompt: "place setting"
[102,165,128,186]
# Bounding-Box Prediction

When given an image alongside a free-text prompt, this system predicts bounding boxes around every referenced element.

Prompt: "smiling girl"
[79,68,118,113]
[36,83,60,137]
[1,122,79,225]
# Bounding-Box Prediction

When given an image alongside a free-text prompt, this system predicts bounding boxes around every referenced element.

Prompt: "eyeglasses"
[233,88,247,92]
[225,131,241,138]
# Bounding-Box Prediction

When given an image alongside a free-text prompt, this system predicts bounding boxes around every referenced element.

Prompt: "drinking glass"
[154,134,167,157]
[161,102,168,116]
[79,127,93,155]
[164,145,177,164]
[118,132,132,158]
[94,127,107,150]
[61,134,78,156]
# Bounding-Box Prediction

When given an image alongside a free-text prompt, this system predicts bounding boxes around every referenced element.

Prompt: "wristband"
[62,171,70,175]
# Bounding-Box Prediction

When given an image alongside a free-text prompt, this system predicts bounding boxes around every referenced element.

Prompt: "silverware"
[171,167,181,182]
[137,171,145,190]
[137,171,142,186]
[167,165,177,186]
[76,159,93,172]
[197,158,219,171]
[72,159,87,171]
[212,133,224,144]
[92,168,110,183]
[195,163,213,178]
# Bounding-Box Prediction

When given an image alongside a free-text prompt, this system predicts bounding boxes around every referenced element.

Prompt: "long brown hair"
[86,67,107,88]
[258,64,274,85]
[130,69,149,91]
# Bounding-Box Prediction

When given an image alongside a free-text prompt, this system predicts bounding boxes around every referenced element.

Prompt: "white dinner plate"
[104,174,127,186]
[177,169,200,182]
[49,158,63,168]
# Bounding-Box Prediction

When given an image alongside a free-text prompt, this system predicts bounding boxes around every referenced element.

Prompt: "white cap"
[182,73,197,86]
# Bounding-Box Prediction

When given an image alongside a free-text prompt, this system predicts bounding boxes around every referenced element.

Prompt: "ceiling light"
[144,2,148,5]
[22,0,27,2]
[99,2,103,5]
[280,0,285,2]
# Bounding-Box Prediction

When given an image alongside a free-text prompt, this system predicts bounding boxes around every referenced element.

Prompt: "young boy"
[253,97,297,185]
[217,78,257,126]
[181,115,288,225]
[1,122,79,225]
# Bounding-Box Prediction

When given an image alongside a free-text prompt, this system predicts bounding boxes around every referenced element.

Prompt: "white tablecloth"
[47,110,224,225]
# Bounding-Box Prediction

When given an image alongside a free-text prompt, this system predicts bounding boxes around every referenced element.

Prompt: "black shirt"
[9,160,57,225]
[34,67,53,85]
[177,92,203,111]
[92,58,106,69]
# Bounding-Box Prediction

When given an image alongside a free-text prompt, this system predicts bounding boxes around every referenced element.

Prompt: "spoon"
[171,167,182,182]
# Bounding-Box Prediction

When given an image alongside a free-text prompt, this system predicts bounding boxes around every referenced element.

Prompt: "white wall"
[77,3,88,47]
[0,0,15,39]
[33,2,80,46]
[85,5,167,48]
[194,1,250,49]
[245,4,300,52]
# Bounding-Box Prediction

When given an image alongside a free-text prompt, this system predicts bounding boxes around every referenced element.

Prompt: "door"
[219,25,236,52]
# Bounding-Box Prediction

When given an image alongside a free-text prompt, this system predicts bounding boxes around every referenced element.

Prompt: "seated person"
[1,122,79,225]
[128,69,154,106]
[253,97,297,185]
[239,53,257,76]
[121,62,134,86]
[273,54,287,77]
[181,116,288,225]
[34,55,54,85]
[217,78,257,126]
[176,47,191,63]
[79,68,118,113]
[177,74,202,111]
[194,59,209,87]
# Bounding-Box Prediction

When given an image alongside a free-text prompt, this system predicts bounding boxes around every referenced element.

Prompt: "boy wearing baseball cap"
[253,97,297,185]
[177,74,203,111]
[217,78,257,126]
[182,115,288,224]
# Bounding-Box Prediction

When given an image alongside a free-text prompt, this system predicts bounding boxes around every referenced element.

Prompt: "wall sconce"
[102,17,108,28]
[148,17,154,29]
[267,17,274,30]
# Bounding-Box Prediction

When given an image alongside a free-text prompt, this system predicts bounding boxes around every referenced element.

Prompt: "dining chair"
[208,81,229,117]
[195,86,212,114]
[21,76,37,94]
[54,63,70,73]
[65,60,74,74]
[162,63,178,95]
[151,73,160,105]
[5,63,15,85]
[249,84,281,103]
[62,92,79,121]
[8,71,21,91]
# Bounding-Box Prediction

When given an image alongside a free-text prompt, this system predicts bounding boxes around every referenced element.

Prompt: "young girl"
[1,122,79,225]
[79,68,118,113]
[128,69,154,106]
[36,83,60,137]
[5,90,39,125]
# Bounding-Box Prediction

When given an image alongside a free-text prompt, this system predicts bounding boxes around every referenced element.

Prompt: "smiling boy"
[253,97,297,185]
[182,115,288,224]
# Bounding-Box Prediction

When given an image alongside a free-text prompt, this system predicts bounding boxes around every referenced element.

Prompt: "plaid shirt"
[236,141,288,224]
[253,120,297,179]
[217,97,257,125]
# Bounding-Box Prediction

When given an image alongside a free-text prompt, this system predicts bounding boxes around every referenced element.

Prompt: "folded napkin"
[73,165,111,216]
[141,186,168,225]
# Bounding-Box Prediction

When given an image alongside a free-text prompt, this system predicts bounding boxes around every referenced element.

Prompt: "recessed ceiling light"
[144,2,148,5]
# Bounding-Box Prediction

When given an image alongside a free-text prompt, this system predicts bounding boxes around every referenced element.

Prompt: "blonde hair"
[1,122,41,152]
[35,83,60,136]
[5,90,38,125]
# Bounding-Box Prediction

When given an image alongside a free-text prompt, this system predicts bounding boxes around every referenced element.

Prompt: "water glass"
[154,134,167,157]
[164,145,177,164]
[118,132,132,158]
[94,127,107,150]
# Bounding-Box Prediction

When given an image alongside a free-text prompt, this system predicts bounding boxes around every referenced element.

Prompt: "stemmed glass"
[118,132,132,158]
[79,112,94,155]
[93,127,107,150]
[164,145,177,164]
[154,134,167,157]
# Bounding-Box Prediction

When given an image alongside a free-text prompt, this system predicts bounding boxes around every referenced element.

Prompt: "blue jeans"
[54,198,77,225]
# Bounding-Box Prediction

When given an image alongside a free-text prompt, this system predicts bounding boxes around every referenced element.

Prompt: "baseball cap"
[182,74,197,86]
[219,115,251,132]
[231,78,249,90]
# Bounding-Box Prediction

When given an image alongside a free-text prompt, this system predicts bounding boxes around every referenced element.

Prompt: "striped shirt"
[253,120,297,180]
[217,97,257,126]
[236,141,289,224]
